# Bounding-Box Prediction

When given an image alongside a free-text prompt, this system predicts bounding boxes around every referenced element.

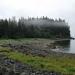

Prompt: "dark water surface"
[52,40,75,53]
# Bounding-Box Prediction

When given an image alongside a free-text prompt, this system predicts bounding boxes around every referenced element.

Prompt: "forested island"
[0,17,70,39]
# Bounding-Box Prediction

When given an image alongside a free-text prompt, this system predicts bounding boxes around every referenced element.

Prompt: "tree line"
[0,17,70,39]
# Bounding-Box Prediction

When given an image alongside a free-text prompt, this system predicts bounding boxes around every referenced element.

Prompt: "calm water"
[52,40,75,53]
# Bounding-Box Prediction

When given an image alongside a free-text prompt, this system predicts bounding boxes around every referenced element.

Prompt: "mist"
[0,0,75,37]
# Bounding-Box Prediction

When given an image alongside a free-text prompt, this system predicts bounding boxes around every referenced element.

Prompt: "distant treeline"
[0,17,70,39]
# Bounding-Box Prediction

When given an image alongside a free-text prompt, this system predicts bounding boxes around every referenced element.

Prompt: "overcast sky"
[0,0,75,37]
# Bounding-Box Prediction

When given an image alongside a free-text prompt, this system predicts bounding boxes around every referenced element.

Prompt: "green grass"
[0,38,54,46]
[0,47,74,75]
[0,39,75,75]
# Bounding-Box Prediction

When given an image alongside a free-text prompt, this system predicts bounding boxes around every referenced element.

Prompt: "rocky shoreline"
[0,39,75,75]
[1,40,75,57]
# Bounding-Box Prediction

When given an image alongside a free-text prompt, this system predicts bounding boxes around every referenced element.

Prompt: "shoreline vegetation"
[0,38,75,75]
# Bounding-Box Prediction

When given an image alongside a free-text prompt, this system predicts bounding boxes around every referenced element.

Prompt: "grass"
[0,47,75,75]
[0,38,54,46]
[0,39,75,75]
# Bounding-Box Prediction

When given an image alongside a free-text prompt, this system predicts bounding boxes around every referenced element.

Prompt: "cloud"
[0,0,74,17]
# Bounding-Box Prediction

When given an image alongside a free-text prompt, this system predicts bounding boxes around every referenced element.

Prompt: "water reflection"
[55,40,70,47]
[52,40,71,53]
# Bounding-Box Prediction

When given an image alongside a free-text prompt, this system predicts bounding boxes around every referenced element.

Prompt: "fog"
[0,0,75,37]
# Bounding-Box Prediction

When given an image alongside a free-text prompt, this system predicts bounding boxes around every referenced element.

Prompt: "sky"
[0,0,75,37]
